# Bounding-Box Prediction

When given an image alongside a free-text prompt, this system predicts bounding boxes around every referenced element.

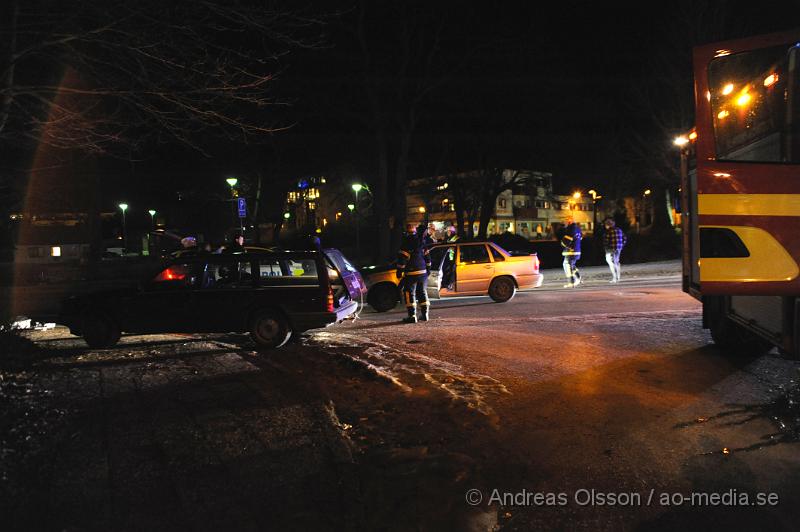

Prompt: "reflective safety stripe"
[399,250,411,257]
[420,301,430,306]
[698,194,800,216]
[563,235,573,240]
[562,251,581,256]
[699,225,799,282]
[405,269,427,276]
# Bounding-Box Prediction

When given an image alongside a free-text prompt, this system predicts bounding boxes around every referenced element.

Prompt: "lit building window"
[51,246,61,257]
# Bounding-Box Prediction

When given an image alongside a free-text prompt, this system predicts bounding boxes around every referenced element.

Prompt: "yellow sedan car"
[362,241,544,312]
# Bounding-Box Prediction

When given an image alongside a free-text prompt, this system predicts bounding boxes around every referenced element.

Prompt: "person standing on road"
[561,216,582,288]
[441,224,460,289]
[602,217,627,283]
[396,223,432,323]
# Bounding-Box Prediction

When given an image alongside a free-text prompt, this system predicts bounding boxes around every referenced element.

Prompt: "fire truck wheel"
[709,317,773,357]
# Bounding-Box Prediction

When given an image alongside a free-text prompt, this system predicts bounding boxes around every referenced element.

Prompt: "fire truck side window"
[708,44,800,163]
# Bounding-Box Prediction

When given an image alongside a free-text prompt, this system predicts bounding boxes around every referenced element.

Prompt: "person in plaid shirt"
[602,218,627,283]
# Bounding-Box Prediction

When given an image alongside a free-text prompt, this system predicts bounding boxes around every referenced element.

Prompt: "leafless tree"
[348,1,493,260]
[619,1,762,235]
[0,0,327,156]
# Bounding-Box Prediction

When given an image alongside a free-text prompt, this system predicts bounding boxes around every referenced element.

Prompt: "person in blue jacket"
[561,216,582,288]
[396,223,432,323]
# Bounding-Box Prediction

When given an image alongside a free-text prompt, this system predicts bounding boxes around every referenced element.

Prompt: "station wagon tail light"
[533,255,540,271]
[154,268,185,282]
[327,284,335,312]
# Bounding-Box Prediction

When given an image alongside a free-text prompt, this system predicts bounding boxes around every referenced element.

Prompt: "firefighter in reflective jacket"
[561,216,582,288]
[396,223,432,323]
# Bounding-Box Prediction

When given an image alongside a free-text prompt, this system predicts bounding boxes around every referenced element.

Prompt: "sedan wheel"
[250,310,292,349]
[368,283,399,312]
[488,277,516,303]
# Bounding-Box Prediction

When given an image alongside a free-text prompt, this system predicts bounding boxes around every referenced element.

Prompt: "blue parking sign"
[237,197,247,218]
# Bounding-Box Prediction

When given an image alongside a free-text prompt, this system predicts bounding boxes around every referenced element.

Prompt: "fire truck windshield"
[708,43,800,163]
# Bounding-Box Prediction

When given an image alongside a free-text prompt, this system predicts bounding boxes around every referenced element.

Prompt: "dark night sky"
[257,2,800,194]
[18,1,800,213]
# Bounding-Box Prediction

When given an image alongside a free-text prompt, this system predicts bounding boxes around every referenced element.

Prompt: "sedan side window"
[459,245,490,264]
[489,245,505,262]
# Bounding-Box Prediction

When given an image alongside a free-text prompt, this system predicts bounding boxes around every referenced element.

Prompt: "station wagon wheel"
[367,283,399,313]
[488,276,516,303]
[250,309,292,349]
[82,312,121,349]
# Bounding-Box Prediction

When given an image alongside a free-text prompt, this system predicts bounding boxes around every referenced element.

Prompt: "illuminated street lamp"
[118,203,128,251]
[226,177,238,189]
[148,209,156,228]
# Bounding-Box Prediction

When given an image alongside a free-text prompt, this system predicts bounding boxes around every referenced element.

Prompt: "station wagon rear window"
[258,257,319,286]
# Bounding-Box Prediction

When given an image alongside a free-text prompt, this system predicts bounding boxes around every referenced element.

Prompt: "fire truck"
[679,28,800,356]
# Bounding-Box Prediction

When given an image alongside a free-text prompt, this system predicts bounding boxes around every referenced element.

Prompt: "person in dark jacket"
[223,233,245,254]
[396,223,432,323]
[602,218,627,283]
[561,216,582,287]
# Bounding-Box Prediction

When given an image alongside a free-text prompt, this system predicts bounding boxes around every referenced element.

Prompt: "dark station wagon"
[60,248,366,349]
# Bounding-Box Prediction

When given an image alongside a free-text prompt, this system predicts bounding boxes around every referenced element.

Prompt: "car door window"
[151,263,201,289]
[489,245,505,262]
[287,258,317,277]
[206,259,254,288]
[259,259,283,278]
[429,247,450,270]
[259,257,319,286]
[459,245,490,264]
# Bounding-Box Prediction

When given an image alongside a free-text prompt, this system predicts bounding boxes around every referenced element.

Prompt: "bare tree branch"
[0,0,327,156]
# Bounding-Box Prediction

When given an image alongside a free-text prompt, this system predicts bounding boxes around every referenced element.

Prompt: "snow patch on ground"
[310,331,509,417]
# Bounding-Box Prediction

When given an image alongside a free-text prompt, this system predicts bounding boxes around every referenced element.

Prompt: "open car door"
[426,246,452,299]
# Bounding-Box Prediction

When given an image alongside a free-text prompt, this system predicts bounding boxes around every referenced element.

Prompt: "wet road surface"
[4,261,800,530]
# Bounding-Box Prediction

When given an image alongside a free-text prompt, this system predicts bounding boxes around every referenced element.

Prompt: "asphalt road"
[6,260,800,531]
[316,260,800,530]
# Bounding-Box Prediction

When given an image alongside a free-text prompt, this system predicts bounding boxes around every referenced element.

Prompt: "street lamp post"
[147,209,156,255]
[351,184,363,260]
[587,189,602,233]
[226,178,243,235]
[639,189,651,233]
[118,203,128,252]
